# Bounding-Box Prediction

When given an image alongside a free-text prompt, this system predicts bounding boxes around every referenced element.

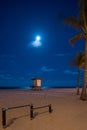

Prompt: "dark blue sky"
[0,0,84,87]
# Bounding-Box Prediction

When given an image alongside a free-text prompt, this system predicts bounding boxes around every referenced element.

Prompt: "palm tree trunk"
[80,38,87,100]
[77,68,80,95]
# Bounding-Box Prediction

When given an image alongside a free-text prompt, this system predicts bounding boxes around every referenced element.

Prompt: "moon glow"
[32,35,41,47]
[36,36,41,41]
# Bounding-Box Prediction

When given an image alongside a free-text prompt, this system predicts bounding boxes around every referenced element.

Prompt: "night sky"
[0,0,84,88]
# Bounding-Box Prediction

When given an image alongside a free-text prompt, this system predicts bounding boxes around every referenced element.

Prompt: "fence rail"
[30,104,52,119]
[2,104,32,128]
[2,104,53,128]
[33,104,52,110]
[7,104,31,110]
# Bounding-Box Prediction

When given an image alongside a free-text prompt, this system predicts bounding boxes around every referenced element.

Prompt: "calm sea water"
[0,86,78,90]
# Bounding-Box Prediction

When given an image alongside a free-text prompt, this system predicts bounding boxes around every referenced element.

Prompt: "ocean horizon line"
[0,85,80,89]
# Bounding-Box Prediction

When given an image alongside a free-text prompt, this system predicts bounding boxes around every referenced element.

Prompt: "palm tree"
[69,51,84,95]
[65,0,87,100]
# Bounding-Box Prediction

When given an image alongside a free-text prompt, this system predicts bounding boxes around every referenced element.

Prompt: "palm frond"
[65,17,83,31]
[69,33,83,46]
[78,0,87,31]
[78,0,83,9]
[69,59,77,66]
[69,51,84,68]
[78,0,87,10]
[79,12,86,32]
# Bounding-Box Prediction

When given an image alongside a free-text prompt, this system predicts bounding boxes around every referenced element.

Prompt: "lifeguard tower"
[31,78,42,90]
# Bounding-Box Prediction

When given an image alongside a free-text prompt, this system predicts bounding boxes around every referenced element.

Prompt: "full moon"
[32,36,41,47]
[36,36,41,41]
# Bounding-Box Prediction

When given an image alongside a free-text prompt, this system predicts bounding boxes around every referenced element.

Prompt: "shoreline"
[0,86,78,89]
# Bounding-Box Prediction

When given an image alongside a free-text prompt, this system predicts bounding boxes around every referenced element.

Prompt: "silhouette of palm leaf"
[69,33,83,46]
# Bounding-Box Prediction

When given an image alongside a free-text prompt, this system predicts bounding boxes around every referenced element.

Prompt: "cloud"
[64,70,78,75]
[41,66,55,72]
[32,40,41,47]
[56,53,72,57]
[0,74,12,79]
[28,40,42,48]
[0,72,32,87]
[43,79,77,87]
[0,54,15,63]
[0,73,13,79]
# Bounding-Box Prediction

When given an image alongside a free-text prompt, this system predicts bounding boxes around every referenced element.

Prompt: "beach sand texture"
[0,88,87,130]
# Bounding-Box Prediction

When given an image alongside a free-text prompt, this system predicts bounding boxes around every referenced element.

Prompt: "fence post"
[49,104,52,113]
[2,108,6,128]
[30,104,33,119]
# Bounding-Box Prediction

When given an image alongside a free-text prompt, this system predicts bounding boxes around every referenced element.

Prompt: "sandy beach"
[0,88,87,130]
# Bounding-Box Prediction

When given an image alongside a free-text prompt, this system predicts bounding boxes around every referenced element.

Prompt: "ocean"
[0,86,78,90]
